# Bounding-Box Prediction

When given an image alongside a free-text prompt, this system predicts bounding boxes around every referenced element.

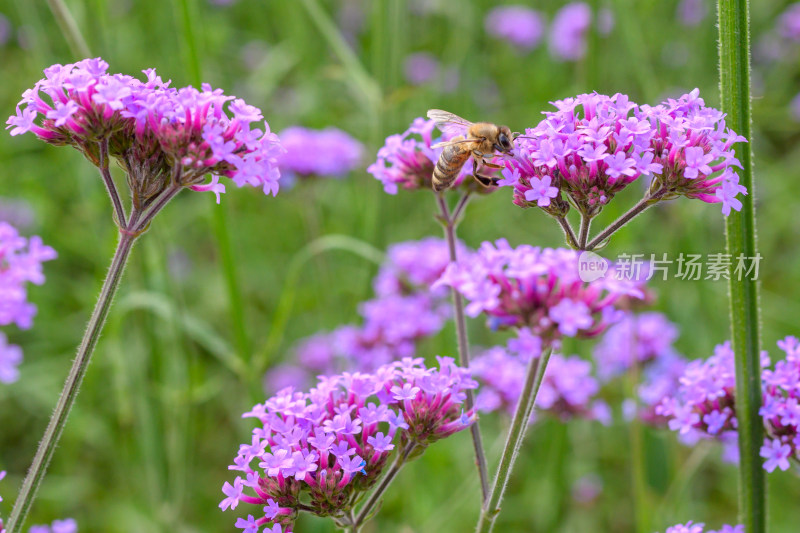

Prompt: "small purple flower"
[548,299,593,337]
[367,432,395,453]
[338,455,367,476]
[485,6,544,51]
[760,439,791,472]
[778,3,800,42]
[523,175,559,207]
[51,519,78,533]
[235,515,260,533]
[391,382,420,401]
[219,477,244,511]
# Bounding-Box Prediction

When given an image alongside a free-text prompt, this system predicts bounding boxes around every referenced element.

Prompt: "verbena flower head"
[502,90,747,217]
[594,312,680,381]
[224,357,476,532]
[484,6,545,51]
[368,117,488,194]
[434,240,643,342]
[7,58,283,203]
[760,336,800,472]
[663,523,743,533]
[373,237,468,298]
[471,338,609,423]
[630,349,688,426]
[656,341,743,440]
[277,126,363,179]
[0,222,56,330]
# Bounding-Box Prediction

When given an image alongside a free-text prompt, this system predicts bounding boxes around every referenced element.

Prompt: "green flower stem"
[555,216,579,249]
[578,214,592,249]
[584,187,668,251]
[717,1,765,532]
[475,347,553,533]
[353,442,417,529]
[45,0,91,58]
[97,138,128,228]
[6,232,137,532]
[177,0,251,365]
[436,192,490,503]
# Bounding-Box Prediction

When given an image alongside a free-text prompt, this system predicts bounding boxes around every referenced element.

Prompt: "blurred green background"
[1,0,800,531]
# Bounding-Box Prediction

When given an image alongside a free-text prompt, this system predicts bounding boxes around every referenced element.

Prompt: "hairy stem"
[585,188,667,251]
[578,214,592,249]
[475,347,553,533]
[555,216,579,249]
[354,443,416,527]
[436,192,490,502]
[718,1,765,532]
[6,233,136,532]
[97,139,127,228]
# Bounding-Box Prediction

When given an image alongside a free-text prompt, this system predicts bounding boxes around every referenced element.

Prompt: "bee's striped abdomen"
[432,144,471,192]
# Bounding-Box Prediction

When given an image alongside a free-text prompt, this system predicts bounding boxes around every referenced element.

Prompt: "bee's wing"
[430,139,476,149]
[427,109,473,137]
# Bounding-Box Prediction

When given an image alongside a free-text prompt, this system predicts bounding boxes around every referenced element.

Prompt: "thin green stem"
[578,215,592,250]
[718,1,765,532]
[97,138,128,228]
[45,0,91,58]
[354,443,416,527]
[5,233,137,532]
[436,192,490,503]
[176,0,251,363]
[555,216,579,249]
[475,347,553,533]
[584,188,667,251]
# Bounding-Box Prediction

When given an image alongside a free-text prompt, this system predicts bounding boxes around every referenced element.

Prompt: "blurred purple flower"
[663,524,742,533]
[0,13,11,47]
[0,198,35,229]
[548,2,592,61]
[779,3,800,41]
[0,332,23,384]
[484,6,544,51]
[404,52,440,85]
[277,126,363,179]
[791,92,800,122]
[677,0,708,27]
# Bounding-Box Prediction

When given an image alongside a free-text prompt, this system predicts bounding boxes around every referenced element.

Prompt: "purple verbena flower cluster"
[594,312,680,381]
[0,222,56,384]
[663,523,742,533]
[6,58,282,203]
[224,357,476,532]
[373,236,467,298]
[501,90,747,217]
[760,336,800,472]
[656,341,743,442]
[484,6,545,51]
[471,336,609,423]
[277,126,363,179]
[434,239,643,342]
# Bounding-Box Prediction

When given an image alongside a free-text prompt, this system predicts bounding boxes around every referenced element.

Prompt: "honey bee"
[427,109,515,192]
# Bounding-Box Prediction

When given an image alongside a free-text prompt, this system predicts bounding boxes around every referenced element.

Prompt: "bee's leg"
[481,159,504,169]
[472,158,499,188]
